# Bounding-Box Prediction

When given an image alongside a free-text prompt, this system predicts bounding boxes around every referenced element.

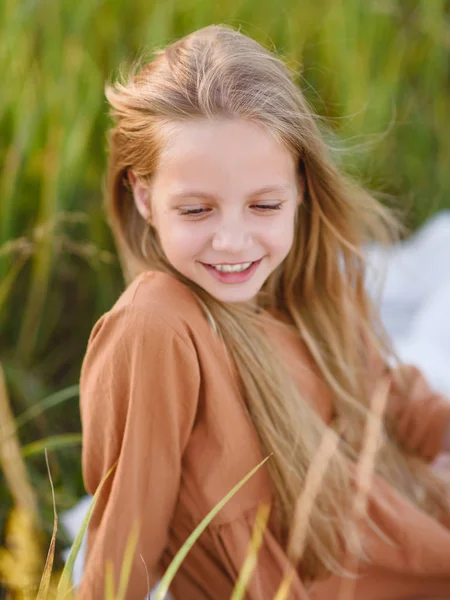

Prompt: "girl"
[78,25,450,600]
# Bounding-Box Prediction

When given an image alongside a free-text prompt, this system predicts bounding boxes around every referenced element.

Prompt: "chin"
[206,285,260,304]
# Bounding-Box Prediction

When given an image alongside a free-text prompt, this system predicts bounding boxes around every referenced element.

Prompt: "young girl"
[78,25,450,600]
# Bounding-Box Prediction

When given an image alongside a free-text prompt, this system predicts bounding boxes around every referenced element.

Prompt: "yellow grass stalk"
[115,521,140,600]
[230,502,271,600]
[104,561,115,600]
[273,429,339,600]
[0,506,43,599]
[0,361,37,515]
[337,376,391,600]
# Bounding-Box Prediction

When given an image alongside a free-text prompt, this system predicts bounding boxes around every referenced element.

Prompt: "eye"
[176,202,283,218]
[177,207,210,217]
[251,202,283,212]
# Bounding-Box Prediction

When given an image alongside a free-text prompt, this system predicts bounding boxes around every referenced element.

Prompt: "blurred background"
[1,0,449,588]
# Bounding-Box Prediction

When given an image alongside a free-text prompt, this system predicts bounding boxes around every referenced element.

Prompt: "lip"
[200,258,263,284]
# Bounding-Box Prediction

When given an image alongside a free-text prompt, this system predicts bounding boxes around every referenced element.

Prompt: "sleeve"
[366,341,450,462]
[77,305,200,599]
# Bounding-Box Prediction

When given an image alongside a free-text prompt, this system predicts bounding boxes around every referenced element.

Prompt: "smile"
[200,258,263,283]
[210,262,252,273]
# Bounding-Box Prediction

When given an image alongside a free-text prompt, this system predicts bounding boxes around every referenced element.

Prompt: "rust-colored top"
[78,271,450,600]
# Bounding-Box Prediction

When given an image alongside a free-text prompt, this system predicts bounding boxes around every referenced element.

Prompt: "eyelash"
[177,203,283,217]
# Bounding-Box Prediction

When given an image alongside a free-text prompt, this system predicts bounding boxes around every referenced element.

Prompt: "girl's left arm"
[387,363,450,459]
[368,345,450,461]
[443,421,450,451]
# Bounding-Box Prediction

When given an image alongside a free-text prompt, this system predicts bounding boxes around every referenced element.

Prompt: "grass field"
[0,0,449,593]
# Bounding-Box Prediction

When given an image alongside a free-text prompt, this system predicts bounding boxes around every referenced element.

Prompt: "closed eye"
[251,203,283,211]
[176,203,283,218]
[176,207,211,216]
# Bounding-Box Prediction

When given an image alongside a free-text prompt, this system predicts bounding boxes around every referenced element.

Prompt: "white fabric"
[365,210,450,396]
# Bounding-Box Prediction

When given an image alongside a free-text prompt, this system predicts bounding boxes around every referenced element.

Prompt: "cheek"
[261,213,296,254]
[157,219,207,261]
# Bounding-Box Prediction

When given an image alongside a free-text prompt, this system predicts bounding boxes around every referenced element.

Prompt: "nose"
[211,223,254,253]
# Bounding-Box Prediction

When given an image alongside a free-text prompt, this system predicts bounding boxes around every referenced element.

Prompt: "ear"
[128,169,152,222]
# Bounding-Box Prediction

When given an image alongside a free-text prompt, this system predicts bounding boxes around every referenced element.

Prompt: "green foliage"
[0,0,449,588]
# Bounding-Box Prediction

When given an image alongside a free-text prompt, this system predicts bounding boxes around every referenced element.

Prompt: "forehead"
[153,118,298,194]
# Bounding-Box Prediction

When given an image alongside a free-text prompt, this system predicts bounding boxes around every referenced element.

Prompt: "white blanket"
[365,210,450,397]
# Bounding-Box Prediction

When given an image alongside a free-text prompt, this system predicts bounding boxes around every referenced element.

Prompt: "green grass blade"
[153,455,271,600]
[15,385,79,430]
[0,256,28,317]
[21,434,82,458]
[57,460,118,598]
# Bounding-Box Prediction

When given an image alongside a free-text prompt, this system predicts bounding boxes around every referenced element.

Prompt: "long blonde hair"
[103,25,449,581]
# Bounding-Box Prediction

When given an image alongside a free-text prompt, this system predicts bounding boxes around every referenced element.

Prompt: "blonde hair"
[103,25,449,582]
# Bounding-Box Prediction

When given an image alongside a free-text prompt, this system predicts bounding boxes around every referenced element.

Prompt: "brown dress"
[78,271,450,599]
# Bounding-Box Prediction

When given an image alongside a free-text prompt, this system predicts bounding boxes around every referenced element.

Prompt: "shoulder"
[120,271,202,316]
[118,270,207,334]
[86,271,209,352]
[80,274,203,452]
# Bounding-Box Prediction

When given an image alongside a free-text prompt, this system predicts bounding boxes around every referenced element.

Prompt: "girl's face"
[132,118,302,304]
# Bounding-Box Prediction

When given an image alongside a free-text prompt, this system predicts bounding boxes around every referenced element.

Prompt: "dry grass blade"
[0,506,43,596]
[36,449,58,600]
[140,554,151,600]
[230,502,271,600]
[272,570,296,600]
[337,376,390,600]
[273,429,339,600]
[104,560,115,600]
[353,378,390,511]
[116,522,140,600]
[0,361,37,516]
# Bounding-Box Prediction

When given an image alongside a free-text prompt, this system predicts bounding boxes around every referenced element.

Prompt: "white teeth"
[212,262,252,273]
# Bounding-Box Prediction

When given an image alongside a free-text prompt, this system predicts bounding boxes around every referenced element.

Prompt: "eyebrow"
[170,184,291,201]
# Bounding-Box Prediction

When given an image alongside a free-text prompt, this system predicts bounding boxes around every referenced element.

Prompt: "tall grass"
[0,0,449,594]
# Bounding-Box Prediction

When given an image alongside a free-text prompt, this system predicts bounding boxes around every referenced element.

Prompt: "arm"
[389,364,450,460]
[367,342,450,461]
[441,411,450,452]
[78,305,200,599]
